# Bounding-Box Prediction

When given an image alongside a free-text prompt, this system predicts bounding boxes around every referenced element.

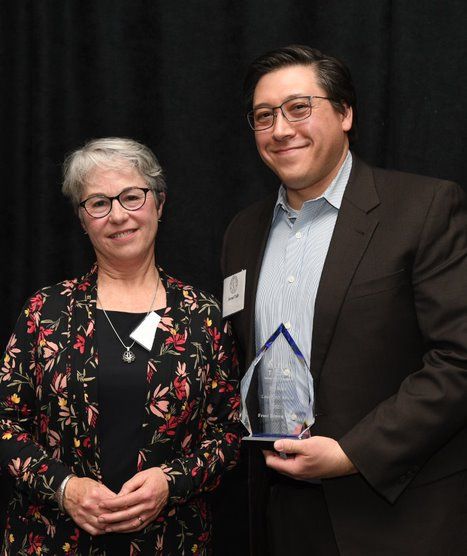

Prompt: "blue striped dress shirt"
[254,151,353,432]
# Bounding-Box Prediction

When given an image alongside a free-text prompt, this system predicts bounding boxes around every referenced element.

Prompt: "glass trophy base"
[242,433,300,451]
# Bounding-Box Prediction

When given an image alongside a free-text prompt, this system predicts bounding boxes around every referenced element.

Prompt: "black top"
[96,309,149,554]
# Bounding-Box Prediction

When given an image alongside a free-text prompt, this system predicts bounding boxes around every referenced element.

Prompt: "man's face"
[253,65,353,205]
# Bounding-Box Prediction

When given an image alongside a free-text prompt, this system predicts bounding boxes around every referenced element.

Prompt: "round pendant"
[122,349,136,363]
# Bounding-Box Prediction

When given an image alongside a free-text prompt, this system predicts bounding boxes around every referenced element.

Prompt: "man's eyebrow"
[253,94,308,109]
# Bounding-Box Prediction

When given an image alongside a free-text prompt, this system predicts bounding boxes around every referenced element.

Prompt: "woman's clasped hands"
[64,468,169,535]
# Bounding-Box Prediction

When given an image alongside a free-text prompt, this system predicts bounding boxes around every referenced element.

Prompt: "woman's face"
[80,164,164,268]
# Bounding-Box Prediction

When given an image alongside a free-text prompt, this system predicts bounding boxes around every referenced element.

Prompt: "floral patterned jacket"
[0,265,241,555]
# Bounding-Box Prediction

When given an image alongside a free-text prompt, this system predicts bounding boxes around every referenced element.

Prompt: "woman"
[0,138,241,555]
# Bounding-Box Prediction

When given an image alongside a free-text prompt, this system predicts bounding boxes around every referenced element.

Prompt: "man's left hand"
[264,436,357,480]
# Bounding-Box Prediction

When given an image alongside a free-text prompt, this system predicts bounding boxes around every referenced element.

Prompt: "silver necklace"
[97,274,161,364]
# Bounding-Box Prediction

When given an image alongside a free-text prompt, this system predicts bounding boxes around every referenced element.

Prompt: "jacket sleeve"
[0,293,72,504]
[339,180,467,502]
[160,310,243,505]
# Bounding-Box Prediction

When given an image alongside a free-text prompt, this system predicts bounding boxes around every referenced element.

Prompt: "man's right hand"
[63,476,117,536]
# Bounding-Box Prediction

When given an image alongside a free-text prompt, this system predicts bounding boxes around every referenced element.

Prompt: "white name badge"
[129,311,161,351]
[222,269,246,318]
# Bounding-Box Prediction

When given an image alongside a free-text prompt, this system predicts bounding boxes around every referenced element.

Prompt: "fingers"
[100,489,142,511]
[98,485,164,528]
[97,468,169,533]
[265,436,357,479]
[64,478,118,535]
[109,514,146,533]
[65,477,116,512]
[99,502,146,525]
[81,519,107,536]
[265,450,298,471]
[274,438,303,454]
[99,505,149,533]
[72,508,108,536]
[101,468,168,511]
[98,502,148,531]
[118,473,146,496]
[100,475,147,511]
[99,485,118,499]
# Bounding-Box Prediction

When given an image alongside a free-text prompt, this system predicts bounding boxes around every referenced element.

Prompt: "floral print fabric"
[0,265,241,555]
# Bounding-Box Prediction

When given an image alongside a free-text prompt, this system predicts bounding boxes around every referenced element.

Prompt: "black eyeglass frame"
[247,95,333,131]
[79,187,151,219]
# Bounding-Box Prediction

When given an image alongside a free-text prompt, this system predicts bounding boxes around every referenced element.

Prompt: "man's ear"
[341,104,353,133]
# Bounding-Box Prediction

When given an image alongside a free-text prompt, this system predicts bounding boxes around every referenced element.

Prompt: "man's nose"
[272,109,295,139]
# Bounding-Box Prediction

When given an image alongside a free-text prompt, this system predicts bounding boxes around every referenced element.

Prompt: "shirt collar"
[273,150,353,219]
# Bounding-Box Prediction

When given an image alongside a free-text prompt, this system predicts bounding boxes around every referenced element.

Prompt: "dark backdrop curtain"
[1,1,466,552]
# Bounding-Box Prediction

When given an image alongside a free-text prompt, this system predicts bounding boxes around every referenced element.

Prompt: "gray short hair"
[62,137,167,210]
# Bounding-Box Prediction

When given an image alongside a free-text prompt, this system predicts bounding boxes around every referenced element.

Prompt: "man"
[221,45,467,555]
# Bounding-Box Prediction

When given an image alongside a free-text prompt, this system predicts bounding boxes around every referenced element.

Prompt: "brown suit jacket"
[221,156,467,555]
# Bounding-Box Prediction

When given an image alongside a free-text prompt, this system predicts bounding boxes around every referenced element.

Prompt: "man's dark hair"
[243,45,358,142]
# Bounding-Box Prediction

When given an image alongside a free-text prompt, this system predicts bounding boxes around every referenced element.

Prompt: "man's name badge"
[129,311,161,351]
[222,269,246,318]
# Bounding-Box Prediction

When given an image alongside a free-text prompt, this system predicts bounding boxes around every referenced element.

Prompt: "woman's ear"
[79,211,88,234]
[156,192,166,221]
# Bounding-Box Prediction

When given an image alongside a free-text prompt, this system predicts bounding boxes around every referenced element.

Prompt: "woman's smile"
[108,228,138,240]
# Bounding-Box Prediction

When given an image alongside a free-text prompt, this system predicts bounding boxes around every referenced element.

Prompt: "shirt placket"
[280,203,317,428]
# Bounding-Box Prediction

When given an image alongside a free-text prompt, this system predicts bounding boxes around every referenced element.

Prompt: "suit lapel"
[311,158,380,380]
[243,195,277,365]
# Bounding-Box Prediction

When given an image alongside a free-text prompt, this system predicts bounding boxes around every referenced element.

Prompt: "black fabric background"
[1,1,466,552]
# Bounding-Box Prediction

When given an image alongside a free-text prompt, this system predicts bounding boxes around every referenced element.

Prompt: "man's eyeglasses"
[247,95,332,131]
[79,187,151,218]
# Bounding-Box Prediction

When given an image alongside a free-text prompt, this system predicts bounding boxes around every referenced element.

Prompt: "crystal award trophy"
[240,323,315,450]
